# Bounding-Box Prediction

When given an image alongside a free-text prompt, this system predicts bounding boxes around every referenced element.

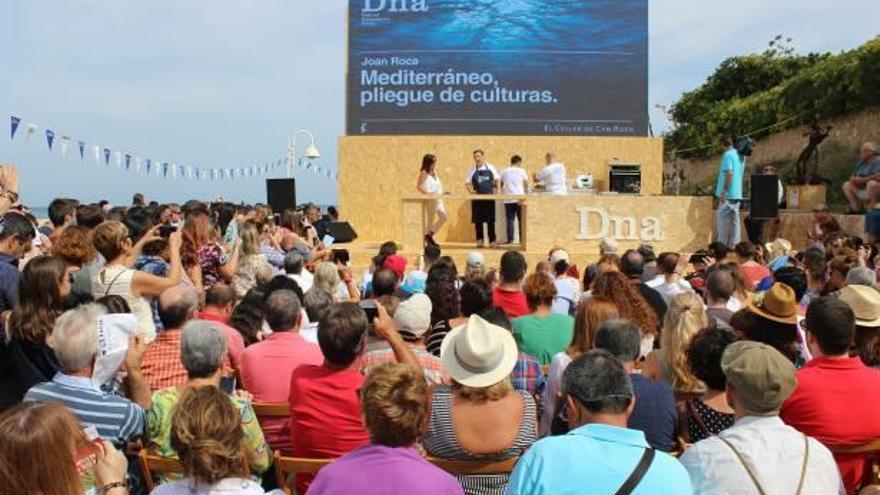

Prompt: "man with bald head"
[140,285,210,391]
[842,142,880,213]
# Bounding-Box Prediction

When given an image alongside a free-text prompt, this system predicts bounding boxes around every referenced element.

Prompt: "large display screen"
[346,0,648,136]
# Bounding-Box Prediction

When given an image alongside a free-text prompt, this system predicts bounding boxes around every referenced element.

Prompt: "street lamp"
[287,129,320,178]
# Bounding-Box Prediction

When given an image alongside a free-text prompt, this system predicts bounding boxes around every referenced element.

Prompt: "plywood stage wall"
[338,135,664,245]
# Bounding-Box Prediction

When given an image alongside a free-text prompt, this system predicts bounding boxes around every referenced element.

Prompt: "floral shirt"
[146,387,271,474]
[198,244,229,291]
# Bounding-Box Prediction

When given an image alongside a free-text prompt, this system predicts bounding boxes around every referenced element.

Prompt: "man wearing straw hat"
[681,341,843,494]
[782,295,880,493]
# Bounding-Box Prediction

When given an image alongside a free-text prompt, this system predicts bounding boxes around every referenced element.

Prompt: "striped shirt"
[423,386,537,495]
[24,373,145,447]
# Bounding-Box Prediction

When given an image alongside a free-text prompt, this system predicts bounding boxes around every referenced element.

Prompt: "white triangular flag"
[134,157,142,172]
[114,151,123,168]
[93,145,101,164]
[60,136,70,157]
[25,123,38,143]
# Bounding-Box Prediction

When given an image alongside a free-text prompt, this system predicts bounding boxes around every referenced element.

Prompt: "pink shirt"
[196,311,245,371]
[240,331,323,454]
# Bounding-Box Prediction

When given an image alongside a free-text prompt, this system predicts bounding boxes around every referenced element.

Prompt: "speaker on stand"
[746,174,780,245]
[266,179,297,213]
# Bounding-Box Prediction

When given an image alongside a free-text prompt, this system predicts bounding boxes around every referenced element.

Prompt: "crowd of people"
[4,169,880,494]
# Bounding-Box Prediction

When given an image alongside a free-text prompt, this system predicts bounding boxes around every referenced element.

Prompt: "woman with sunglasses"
[0,255,75,410]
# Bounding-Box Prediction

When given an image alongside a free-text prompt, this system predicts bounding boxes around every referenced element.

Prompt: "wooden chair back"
[138,449,251,492]
[428,456,519,475]
[138,450,184,492]
[252,402,290,417]
[830,439,880,487]
[273,451,335,495]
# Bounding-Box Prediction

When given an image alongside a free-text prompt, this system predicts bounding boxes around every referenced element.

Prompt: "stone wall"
[666,105,880,197]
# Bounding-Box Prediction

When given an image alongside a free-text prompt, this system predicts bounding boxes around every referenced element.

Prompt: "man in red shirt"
[196,283,245,370]
[289,302,420,494]
[240,289,322,454]
[140,286,198,391]
[492,250,529,318]
[781,296,880,493]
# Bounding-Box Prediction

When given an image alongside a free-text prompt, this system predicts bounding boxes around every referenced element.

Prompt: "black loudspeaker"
[266,179,297,213]
[327,222,358,243]
[750,174,779,219]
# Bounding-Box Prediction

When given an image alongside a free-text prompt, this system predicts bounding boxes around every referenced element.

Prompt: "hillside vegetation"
[665,36,880,159]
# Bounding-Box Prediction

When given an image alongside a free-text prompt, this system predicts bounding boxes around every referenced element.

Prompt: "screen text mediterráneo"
[359,57,557,108]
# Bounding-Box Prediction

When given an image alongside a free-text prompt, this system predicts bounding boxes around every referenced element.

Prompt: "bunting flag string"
[6,114,330,183]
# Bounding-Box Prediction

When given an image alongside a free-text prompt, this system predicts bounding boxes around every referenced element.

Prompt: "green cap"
[721,341,796,414]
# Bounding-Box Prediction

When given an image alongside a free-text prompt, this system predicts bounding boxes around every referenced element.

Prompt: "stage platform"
[337,208,866,274]
[340,191,715,272]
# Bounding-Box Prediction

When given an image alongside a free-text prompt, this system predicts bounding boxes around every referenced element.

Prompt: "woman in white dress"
[417,154,447,246]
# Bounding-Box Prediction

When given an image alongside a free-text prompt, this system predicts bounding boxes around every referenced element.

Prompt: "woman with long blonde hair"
[540,296,619,435]
[231,221,276,298]
[644,292,708,393]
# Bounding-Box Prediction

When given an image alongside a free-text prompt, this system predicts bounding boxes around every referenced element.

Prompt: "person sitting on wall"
[842,142,880,214]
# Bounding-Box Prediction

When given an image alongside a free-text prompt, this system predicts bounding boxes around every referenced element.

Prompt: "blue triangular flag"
[10,116,20,140]
[45,129,55,150]
[125,154,131,170]
[78,140,85,160]
[162,163,169,178]
[103,148,111,165]
[146,159,152,174]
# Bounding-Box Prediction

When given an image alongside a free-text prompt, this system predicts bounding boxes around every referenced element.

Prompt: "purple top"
[307,444,463,495]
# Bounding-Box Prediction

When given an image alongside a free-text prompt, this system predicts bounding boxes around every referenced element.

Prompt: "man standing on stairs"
[715,136,745,248]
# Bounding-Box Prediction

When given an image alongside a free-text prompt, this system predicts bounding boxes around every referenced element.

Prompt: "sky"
[0,0,877,208]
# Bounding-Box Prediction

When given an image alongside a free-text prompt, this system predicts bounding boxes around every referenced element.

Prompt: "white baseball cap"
[466,251,484,268]
[393,293,433,339]
[550,249,570,265]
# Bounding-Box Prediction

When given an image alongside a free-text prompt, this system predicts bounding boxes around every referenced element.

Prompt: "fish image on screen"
[347,0,648,136]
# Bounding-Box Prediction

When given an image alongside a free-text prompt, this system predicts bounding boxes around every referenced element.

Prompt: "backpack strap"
[614,448,655,495]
